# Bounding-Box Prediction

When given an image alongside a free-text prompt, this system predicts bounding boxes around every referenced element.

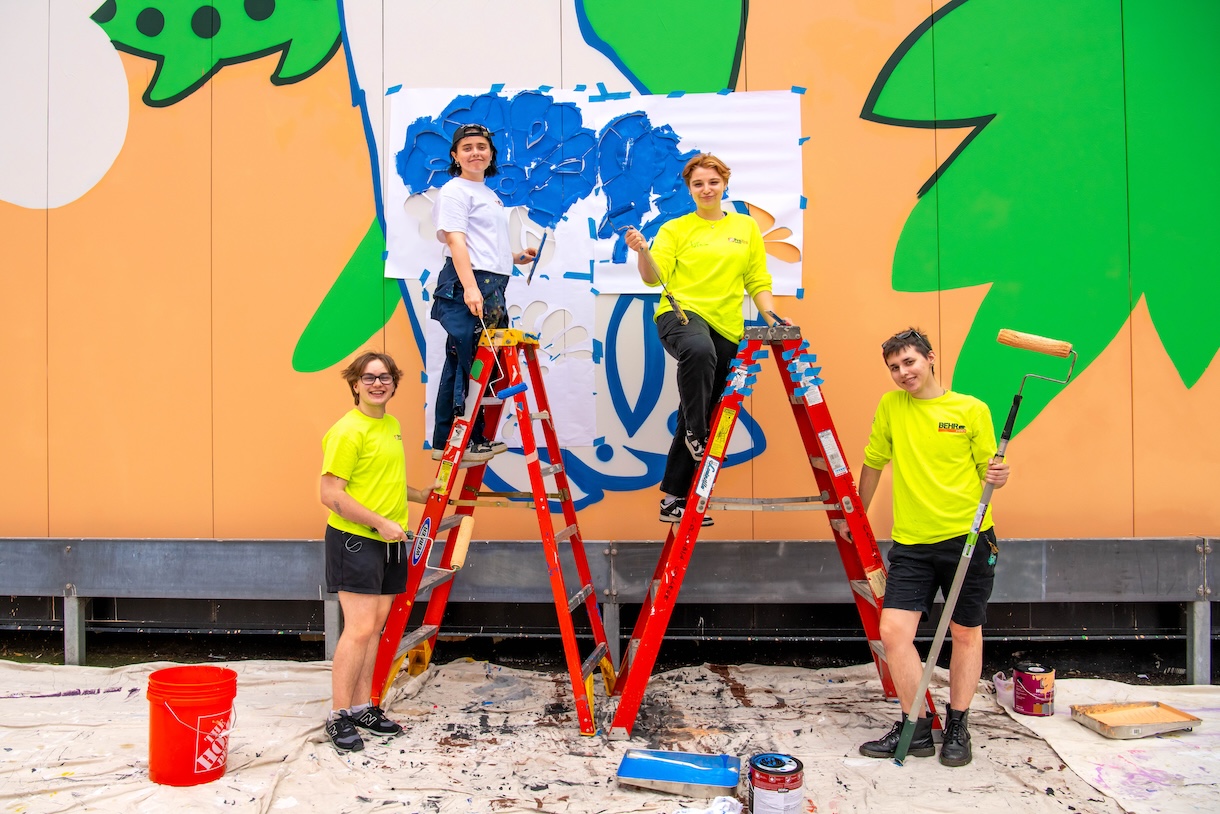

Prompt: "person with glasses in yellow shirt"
[623,153,779,524]
[319,351,435,753]
[855,328,1009,767]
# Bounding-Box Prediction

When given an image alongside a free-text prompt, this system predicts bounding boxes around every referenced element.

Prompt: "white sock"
[350,702,371,714]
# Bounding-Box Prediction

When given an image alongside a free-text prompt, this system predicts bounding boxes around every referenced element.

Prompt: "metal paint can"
[748,753,803,814]
[1014,662,1055,716]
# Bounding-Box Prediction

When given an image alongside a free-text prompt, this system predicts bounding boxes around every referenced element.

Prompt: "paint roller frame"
[609,202,689,325]
[892,328,1077,765]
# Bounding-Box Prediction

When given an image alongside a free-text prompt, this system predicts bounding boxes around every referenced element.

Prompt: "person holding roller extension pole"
[855,328,1009,767]
[622,153,780,526]
[429,123,537,462]
[320,351,436,753]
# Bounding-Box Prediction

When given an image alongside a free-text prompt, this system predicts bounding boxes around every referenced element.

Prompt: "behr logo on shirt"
[727,237,746,244]
[938,422,967,433]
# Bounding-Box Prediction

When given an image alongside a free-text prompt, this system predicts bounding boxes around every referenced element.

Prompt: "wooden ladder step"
[394,624,439,660]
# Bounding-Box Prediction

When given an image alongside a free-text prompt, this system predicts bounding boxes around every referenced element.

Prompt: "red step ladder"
[608,323,937,738]
[370,329,615,736]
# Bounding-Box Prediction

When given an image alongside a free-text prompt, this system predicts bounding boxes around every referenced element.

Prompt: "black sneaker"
[486,440,508,455]
[464,442,495,462]
[351,705,404,736]
[658,497,713,527]
[939,709,972,766]
[859,714,935,759]
[684,431,708,461]
[325,712,364,753]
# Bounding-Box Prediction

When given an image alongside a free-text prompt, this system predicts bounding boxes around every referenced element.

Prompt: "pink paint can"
[1013,662,1055,716]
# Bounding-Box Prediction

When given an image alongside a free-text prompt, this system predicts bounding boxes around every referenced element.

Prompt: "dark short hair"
[341,351,403,405]
[448,123,499,177]
[881,327,933,361]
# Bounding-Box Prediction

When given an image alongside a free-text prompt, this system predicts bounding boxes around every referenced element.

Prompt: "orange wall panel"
[46,54,213,538]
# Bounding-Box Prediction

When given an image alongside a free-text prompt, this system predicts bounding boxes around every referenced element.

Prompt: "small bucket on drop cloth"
[748,753,803,814]
[1013,661,1055,716]
[146,665,237,786]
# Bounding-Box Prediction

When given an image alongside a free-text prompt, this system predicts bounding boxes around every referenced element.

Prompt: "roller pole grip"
[997,329,1073,358]
[1000,394,1022,442]
[495,382,529,399]
[450,516,475,570]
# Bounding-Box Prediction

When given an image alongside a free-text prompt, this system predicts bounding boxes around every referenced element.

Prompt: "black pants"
[656,311,739,496]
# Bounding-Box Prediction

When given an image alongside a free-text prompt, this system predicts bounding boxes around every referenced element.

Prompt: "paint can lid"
[750,753,803,775]
[1015,661,1053,675]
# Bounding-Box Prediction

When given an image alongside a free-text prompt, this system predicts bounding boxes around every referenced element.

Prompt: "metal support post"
[324,598,342,660]
[1186,600,1212,685]
[63,594,90,666]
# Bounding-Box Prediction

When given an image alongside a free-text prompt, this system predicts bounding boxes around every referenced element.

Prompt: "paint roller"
[892,329,1077,765]
[609,202,689,325]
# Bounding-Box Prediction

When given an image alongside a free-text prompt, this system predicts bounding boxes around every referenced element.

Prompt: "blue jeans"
[430,258,509,449]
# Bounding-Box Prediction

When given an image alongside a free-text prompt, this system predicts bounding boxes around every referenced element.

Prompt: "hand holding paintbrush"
[621,224,689,325]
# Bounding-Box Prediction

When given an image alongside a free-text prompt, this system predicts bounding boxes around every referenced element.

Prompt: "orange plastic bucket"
[146,665,237,786]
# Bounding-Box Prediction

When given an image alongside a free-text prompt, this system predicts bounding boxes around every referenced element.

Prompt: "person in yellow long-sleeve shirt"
[623,153,778,524]
[855,328,1009,768]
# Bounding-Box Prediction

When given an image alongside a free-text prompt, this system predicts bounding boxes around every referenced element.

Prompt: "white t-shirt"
[432,177,512,275]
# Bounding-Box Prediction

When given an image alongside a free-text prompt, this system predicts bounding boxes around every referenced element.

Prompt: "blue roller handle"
[608,202,636,222]
[496,382,528,399]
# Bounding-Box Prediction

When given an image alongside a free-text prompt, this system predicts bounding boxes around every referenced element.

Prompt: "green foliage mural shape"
[864,0,1219,436]
[91,0,340,107]
[576,0,748,95]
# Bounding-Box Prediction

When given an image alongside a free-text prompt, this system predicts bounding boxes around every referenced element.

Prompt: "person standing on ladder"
[855,328,1009,766]
[320,351,435,753]
[622,153,779,526]
[429,123,537,462]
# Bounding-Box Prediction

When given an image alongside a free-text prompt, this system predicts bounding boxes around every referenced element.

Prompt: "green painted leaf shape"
[576,0,747,94]
[293,218,401,373]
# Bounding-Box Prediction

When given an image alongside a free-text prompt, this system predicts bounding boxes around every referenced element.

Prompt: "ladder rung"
[706,494,833,511]
[809,456,828,471]
[554,524,578,543]
[449,495,562,508]
[481,397,504,405]
[417,566,458,595]
[849,579,878,608]
[649,579,660,604]
[580,642,609,680]
[869,638,887,661]
[540,462,563,476]
[476,490,563,501]
[567,584,594,612]
[395,624,439,660]
[530,410,550,421]
[437,514,465,532]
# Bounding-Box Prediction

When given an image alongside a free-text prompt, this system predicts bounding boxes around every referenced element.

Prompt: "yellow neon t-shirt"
[647,211,772,342]
[321,409,409,539]
[863,389,997,545]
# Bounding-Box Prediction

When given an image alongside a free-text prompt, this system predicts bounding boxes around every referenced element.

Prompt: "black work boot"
[859,713,936,759]
[940,708,972,766]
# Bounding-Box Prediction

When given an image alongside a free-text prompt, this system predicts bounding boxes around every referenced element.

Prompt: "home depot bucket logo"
[194,712,232,773]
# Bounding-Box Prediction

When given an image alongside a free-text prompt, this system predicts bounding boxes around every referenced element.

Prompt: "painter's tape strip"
[386,84,402,95]
[791,85,807,94]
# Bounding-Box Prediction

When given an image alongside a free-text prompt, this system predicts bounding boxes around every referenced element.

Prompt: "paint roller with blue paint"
[477,314,531,400]
[609,202,689,325]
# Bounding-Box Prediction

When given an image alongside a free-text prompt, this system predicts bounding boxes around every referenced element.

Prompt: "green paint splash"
[863,0,1219,435]
[91,0,340,107]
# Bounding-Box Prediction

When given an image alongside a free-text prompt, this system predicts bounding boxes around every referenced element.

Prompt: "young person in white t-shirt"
[429,124,537,462]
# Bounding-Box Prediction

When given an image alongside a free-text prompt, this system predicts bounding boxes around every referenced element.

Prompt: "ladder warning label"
[817,430,849,477]
[804,384,824,405]
[710,409,735,458]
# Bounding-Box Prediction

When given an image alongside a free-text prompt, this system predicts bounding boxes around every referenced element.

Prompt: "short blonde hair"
[681,153,731,186]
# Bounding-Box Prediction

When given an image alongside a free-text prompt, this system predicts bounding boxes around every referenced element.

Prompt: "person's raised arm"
[623,227,659,285]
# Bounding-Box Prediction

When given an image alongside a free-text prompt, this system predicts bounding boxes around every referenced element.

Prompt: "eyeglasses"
[452,123,493,141]
[360,373,394,385]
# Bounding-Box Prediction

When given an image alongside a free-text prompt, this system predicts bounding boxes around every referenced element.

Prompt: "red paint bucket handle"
[161,702,236,739]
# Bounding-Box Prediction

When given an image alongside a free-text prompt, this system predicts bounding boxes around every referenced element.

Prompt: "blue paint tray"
[616,749,741,797]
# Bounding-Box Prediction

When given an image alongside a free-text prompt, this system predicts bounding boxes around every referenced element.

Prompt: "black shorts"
[884,528,998,627]
[325,525,409,595]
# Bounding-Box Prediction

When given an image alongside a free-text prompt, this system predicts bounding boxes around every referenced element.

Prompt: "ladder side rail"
[507,352,599,734]
[370,344,499,705]
[608,370,753,737]
[520,346,615,692]
[611,522,679,696]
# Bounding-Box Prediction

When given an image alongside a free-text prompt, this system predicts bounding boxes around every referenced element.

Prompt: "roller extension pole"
[893,329,1076,764]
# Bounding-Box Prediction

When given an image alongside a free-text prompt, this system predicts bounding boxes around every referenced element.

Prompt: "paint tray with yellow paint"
[1070,702,1202,739]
